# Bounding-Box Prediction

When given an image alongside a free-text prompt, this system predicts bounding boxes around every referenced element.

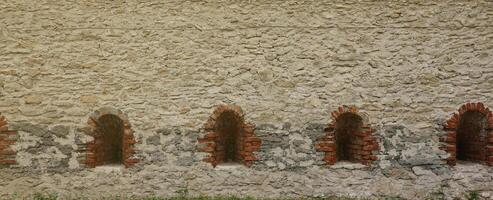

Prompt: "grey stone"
[257,124,277,131]
[282,122,291,130]
[58,145,73,155]
[173,129,182,135]
[305,123,325,131]
[51,125,70,138]
[262,136,283,143]
[412,166,435,176]
[156,128,172,135]
[146,134,161,145]
[175,156,194,166]
[11,123,51,138]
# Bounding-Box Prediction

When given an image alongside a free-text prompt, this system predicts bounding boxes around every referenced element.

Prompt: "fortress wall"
[0,1,492,199]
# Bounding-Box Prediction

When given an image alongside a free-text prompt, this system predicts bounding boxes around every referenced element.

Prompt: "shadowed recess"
[335,112,363,161]
[95,114,124,165]
[456,110,488,161]
[216,111,242,163]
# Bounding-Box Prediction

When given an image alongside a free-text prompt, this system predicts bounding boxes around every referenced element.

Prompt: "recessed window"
[456,111,487,161]
[94,114,124,165]
[315,105,378,166]
[442,102,493,166]
[216,110,241,163]
[335,112,364,162]
[199,105,261,167]
[84,107,139,168]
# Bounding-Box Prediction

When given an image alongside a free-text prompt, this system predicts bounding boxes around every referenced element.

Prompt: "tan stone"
[80,95,98,104]
[24,95,42,105]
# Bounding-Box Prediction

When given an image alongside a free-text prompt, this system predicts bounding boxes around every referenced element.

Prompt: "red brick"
[459,105,467,114]
[243,125,255,134]
[359,150,371,156]
[198,138,212,143]
[125,159,139,164]
[2,131,17,135]
[440,145,456,152]
[200,146,215,153]
[0,160,16,165]
[447,131,457,138]
[2,140,15,145]
[324,156,336,164]
[243,155,257,161]
[203,132,219,140]
[317,146,335,152]
[445,114,459,129]
[351,139,365,145]
[354,131,371,137]
[363,136,375,142]
[477,102,486,112]
[248,141,261,147]
[487,146,493,152]
[0,121,7,129]
[362,145,374,151]
[244,146,259,152]
[123,148,136,154]
[0,115,17,167]
[244,137,261,143]
[0,150,15,155]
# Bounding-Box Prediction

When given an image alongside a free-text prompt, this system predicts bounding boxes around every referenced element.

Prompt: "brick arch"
[85,107,138,168]
[315,105,379,166]
[441,102,493,166]
[199,105,261,167]
[0,114,17,166]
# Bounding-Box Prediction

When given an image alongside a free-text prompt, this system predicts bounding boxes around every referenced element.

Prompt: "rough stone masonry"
[1,0,493,199]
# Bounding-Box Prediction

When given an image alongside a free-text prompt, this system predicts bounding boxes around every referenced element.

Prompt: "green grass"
[465,191,479,200]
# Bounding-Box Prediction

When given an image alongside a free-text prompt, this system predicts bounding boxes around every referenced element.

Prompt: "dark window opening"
[335,112,363,161]
[216,111,241,163]
[95,114,124,165]
[456,111,488,162]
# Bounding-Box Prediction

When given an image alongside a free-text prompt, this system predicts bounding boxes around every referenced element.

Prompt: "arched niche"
[199,104,261,167]
[84,107,138,168]
[315,105,379,166]
[442,102,493,166]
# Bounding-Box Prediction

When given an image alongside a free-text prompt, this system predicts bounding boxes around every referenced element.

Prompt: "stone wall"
[1,0,493,199]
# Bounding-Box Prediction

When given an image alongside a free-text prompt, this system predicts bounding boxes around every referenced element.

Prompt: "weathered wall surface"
[1,0,493,199]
